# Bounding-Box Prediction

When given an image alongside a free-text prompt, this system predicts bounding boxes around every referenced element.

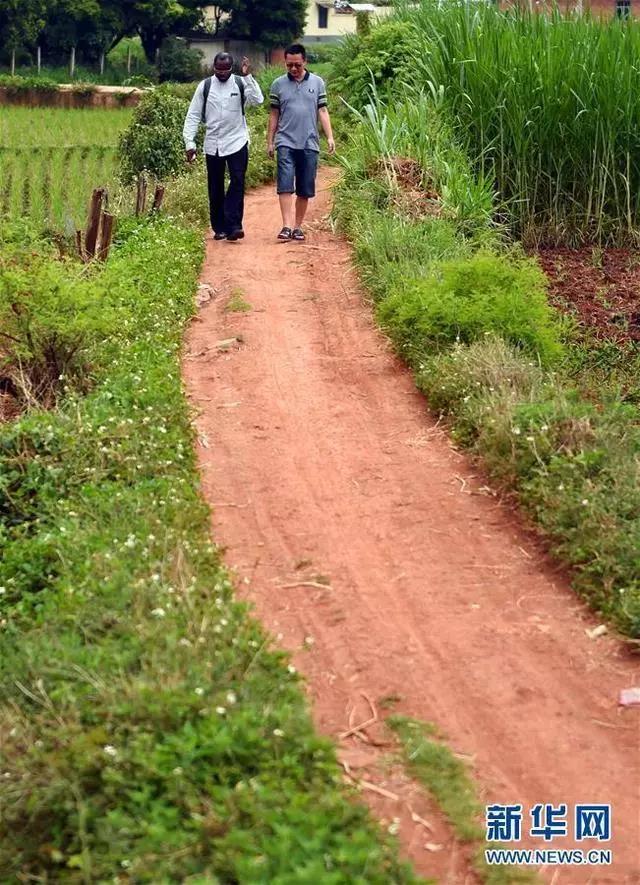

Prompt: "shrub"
[330,21,421,109]
[377,252,565,366]
[0,74,58,93]
[415,335,543,425]
[158,36,204,83]
[355,211,468,302]
[118,88,189,184]
[306,43,336,64]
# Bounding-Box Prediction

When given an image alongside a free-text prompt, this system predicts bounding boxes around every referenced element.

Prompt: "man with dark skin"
[267,44,335,241]
[183,53,263,241]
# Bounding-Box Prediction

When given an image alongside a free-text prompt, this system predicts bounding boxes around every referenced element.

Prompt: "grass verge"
[389,717,538,885]
[0,217,421,882]
[332,91,640,637]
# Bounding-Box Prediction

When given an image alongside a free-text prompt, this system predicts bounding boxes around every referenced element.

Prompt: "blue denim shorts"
[276,146,319,198]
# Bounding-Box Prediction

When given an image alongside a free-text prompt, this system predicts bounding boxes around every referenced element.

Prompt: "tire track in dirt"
[183,168,640,883]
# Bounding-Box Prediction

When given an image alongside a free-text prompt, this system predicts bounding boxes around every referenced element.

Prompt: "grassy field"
[0,108,132,231]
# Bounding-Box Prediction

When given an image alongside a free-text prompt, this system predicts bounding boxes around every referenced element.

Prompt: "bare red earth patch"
[536,246,640,342]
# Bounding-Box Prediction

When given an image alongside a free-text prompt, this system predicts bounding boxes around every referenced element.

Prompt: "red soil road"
[183,168,640,883]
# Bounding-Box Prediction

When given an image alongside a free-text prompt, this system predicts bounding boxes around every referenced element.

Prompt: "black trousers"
[205,144,249,235]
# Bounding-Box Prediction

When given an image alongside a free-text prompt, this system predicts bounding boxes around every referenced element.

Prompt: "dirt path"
[183,168,640,883]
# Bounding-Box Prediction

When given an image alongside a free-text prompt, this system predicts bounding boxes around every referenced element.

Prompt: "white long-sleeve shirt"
[183,74,264,157]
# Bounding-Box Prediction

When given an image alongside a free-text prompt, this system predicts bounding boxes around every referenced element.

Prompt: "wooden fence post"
[97,213,115,261]
[84,188,106,259]
[75,230,87,262]
[151,185,165,212]
[135,175,147,216]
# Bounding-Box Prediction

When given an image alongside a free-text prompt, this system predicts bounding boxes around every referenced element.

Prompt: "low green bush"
[344,210,468,302]
[0,74,58,92]
[330,21,421,110]
[118,88,188,184]
[0,229,116,407]
[306,43,337,64]
[415,335,544,433]
[378,252,565,366]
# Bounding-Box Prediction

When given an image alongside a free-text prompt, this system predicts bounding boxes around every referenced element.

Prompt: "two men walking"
[183,45,334,243]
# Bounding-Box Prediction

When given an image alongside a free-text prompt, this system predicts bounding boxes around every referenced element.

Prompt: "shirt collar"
[287,69,310,82]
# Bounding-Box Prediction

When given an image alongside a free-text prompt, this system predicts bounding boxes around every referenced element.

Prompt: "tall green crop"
[347,1,640,244]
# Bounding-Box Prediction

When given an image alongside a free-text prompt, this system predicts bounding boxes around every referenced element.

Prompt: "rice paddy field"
[0,107,132,231]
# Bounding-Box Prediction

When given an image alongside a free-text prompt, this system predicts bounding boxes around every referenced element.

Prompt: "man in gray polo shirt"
[267,43,335,242]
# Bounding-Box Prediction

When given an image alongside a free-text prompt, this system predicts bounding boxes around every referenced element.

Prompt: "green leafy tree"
[41,0,210,65]
[118,0,210,64]
[42,0,104,59]
[205,1,238,36]
[0,0,47,67]
[118,87,189,183]
[229,0,307,47]
[158,36,203,81]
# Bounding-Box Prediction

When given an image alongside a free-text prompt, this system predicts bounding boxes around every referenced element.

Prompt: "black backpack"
[201,75,246,123]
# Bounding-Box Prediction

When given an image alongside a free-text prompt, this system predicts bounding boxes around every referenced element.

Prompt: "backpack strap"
[200,74,245,124]
[234,74,246,116]
[201,76,212,124]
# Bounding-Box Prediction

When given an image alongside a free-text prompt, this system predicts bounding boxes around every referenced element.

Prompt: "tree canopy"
[0,0,308,67]
[0,0,47,53]
[229,0,307,47]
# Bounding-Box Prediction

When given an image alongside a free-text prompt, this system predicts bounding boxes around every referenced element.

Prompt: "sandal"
[291,228,305,241]
[277,227,292,240]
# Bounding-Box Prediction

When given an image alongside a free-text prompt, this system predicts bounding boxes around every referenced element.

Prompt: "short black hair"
[285,43,306,60]
[213,51,234,67]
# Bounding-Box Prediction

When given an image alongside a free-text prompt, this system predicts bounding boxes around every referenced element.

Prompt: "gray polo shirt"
[269,71,328,153]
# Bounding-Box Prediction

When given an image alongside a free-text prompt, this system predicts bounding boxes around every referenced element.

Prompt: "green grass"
[0,108,131,230]
[225,288,253,312]
[389,717,538,885]
[0,146,121,230]
[0,218,422,882]
[0,107,132,148]
[333,3,640,245]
